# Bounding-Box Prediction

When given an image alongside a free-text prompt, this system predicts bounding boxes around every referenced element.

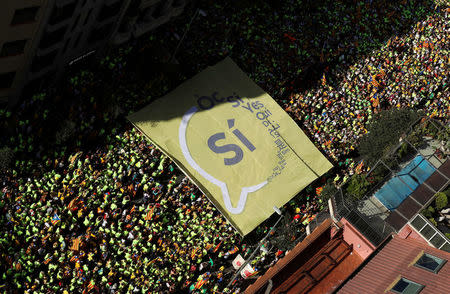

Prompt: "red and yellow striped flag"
[68,197,79,211]
[144,206,154,221]
[228,246,239,255]
[87,280,95,291]
[355,160,364,174]
[247,270,259,278]
[372,97,380,108]
[321,73,326,86]
[71,237,82,251]
[371,76,379,87]
[43,257,52,265]
[191,247,199,259]
[194,279,206,289]
[213,240,223,253]
[316,187,323,196]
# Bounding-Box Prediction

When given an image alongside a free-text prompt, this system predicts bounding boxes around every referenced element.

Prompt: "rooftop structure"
[338,235,450,293]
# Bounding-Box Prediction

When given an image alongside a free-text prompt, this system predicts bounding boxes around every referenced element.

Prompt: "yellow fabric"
[128,58,332,235]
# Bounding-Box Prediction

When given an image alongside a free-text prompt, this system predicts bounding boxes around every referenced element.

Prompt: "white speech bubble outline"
[179,106,267,214]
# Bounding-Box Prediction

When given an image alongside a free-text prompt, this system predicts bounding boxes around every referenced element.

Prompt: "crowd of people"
[1,0,449,293]
[160,0,449,178]
[1,117,324,293]
[285,8,449,175]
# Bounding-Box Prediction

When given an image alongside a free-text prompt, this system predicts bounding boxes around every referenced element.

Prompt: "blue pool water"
[374,155,436,210]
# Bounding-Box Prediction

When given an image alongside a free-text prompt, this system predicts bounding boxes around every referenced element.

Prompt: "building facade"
[0,0,188,106]
[0,0,51,104]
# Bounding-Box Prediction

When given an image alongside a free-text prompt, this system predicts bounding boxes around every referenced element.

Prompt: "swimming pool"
[374,155,436,210]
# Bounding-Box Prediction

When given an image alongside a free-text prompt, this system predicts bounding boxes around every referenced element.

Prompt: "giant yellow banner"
[128,58,332,235]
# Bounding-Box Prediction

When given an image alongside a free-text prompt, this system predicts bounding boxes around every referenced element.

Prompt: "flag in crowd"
[51,213,61,225]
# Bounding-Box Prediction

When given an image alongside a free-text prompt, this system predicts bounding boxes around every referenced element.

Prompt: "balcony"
[0,40,27,57]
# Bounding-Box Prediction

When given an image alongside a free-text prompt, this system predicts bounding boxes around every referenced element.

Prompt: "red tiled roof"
[245,219,363,294]
[309,250,363,294]
[339,235,450,294]
[245,218,333,294]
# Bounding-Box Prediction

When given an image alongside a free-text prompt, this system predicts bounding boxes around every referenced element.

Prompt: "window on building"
[0,40,27,57]
[39,26,68,49]
[0,72,16,89]
[48,2,76,25]
[419,224,435,240]
[97,1,122,22]
[11,7,40,25]
[31,50,58,73]
[414,253,447,273]
[391,278,424,294]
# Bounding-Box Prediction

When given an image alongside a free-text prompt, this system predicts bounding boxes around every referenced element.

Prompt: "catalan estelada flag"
[51,213,61,225]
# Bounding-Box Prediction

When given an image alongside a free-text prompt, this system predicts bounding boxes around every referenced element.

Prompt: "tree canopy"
[358,108,420,165]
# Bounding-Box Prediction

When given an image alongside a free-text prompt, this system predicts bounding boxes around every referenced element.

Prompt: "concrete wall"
[340,217,377,260]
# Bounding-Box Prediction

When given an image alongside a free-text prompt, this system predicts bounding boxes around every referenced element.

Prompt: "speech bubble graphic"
[179,106,267,214]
